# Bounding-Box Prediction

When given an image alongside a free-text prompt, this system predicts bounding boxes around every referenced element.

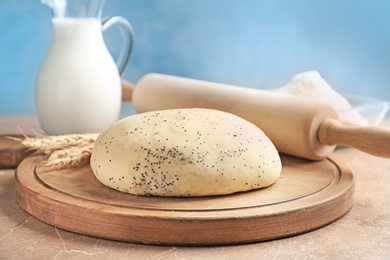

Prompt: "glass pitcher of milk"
[36,0,134,135]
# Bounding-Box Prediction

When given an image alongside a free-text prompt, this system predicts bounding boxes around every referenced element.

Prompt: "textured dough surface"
[90,108,282,197]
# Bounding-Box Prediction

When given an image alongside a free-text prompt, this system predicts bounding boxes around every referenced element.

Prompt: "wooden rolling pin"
[121,73,390,160]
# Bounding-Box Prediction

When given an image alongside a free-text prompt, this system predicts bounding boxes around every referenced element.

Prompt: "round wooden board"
[15,154,354,245]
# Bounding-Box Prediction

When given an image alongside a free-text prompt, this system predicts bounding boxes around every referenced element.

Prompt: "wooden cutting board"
[15,154,354,245]
[0,136,33,169]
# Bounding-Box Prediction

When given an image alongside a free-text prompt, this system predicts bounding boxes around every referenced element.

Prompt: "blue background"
[1,0,390,115]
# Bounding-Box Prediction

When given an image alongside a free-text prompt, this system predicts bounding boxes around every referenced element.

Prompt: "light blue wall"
[1,0,390,115]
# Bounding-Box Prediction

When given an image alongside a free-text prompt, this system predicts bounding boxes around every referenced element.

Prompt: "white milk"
[36,18,121,134]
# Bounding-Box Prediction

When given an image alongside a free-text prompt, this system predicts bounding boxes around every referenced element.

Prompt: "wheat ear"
[8,133,99,169]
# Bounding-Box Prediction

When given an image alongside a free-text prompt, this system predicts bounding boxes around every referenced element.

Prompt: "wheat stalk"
[9,133,99,169]
[46,144,95,169]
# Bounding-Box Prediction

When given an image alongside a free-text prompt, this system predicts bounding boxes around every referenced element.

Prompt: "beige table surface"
[1,115,389,260]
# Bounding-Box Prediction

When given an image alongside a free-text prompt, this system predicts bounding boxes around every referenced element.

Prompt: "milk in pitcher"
[36,18,121,134]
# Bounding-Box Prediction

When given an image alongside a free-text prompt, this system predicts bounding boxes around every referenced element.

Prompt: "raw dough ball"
[90,108,282,197]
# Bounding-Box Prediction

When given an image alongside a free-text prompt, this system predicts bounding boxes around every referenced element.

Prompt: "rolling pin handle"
[121,80,134,101]
[318,118,390,158]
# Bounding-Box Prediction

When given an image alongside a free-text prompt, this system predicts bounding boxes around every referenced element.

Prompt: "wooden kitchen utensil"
[121,74,390,160]
[15,153,354,245]
[0,136,33,168]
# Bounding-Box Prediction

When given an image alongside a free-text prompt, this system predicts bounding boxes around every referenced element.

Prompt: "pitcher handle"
[102,16,134,76]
